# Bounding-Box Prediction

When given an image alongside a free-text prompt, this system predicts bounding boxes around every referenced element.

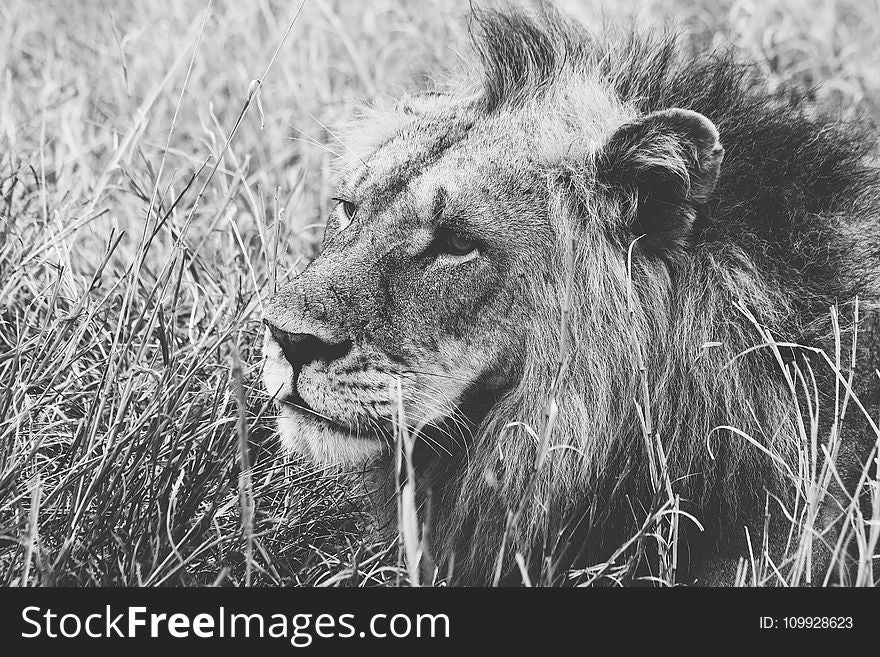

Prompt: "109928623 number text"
[759,617,854,630]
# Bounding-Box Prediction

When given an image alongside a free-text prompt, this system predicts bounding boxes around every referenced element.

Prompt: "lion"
[262,6,880,585]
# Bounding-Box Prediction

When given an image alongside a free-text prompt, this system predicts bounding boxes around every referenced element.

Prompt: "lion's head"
[261,89,543,466]
[263,7,879,584]
[262,12,724,466]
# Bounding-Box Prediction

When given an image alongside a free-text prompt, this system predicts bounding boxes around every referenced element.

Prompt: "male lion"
[262,6,880,585]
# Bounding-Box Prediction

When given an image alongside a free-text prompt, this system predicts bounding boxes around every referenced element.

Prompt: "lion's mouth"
[277,394,349,432]
[276,394,391,442]
[272,363,352,432]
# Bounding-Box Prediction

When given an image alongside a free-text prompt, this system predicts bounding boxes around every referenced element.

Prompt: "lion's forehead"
[353,115,539,220]
[350,87,630,216]
[355,113,475,199]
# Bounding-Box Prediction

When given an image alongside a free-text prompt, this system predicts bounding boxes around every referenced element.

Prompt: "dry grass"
[0,0,878,586]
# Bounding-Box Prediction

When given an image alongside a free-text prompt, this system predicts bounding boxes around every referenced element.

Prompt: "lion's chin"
[276,408,386,467]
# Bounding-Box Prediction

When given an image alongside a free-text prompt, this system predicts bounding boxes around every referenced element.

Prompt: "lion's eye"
[437,227,478,258]
[331,197,357,229]
[341,199,357,220]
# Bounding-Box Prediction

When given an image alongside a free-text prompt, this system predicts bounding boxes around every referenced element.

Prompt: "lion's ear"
[598,108,724,249]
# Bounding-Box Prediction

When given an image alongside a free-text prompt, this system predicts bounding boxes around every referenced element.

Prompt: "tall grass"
[1,0,878,586]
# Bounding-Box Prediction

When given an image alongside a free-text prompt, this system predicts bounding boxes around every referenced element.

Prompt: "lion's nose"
[264,320,352,368]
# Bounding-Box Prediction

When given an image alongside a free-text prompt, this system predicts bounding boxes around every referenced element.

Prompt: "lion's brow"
[432,187,447,222]
[362,118,475,208]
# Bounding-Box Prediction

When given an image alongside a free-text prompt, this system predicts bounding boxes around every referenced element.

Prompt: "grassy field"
[1,0,878,586]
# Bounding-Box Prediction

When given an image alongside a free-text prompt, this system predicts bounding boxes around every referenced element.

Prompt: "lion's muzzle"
[262,319,352,413]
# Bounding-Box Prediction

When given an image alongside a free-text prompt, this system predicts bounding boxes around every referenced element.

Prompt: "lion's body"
[263,7,880,585]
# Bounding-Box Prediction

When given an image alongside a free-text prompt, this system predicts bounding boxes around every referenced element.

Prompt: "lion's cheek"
[297,362,392,422]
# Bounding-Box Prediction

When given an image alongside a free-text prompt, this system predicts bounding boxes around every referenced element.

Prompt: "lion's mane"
[413,7,880,584]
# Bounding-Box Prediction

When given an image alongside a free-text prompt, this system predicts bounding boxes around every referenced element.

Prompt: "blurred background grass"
[0,0,878,585]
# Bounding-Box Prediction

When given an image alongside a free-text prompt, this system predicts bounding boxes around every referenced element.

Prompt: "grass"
[1,0,878,586]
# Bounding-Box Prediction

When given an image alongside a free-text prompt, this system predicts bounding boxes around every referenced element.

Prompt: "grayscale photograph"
[0,0,877,648]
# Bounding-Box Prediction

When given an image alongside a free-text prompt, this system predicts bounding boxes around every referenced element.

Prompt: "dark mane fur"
[470,6,879,311]
[419,5,880,584]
